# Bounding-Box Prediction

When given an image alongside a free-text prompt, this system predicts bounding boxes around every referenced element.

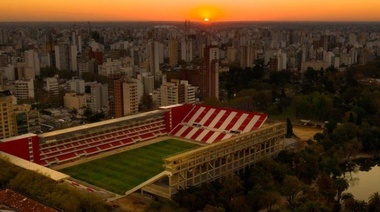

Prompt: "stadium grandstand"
[0,104,285,199]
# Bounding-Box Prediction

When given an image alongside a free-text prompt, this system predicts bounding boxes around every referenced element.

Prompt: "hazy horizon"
[2,0,380,22]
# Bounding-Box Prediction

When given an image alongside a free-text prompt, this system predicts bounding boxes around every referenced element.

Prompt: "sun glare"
[190,5,223,22]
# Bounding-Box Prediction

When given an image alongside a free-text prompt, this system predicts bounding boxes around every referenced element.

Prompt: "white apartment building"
[66,79,85,94]
[24,50,40,76]
[122,81,139,115]
[159,80,198,107]
[45,77,59,95]
[15,79,34,100]
[98,58,122,77]
[86,82,109,113]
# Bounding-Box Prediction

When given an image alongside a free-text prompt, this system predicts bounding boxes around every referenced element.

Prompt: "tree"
[348,112,355,123]
[341,193,357,211]
[140,93,154,112]
[280,175,303,206]
[316,174,336,203]
[286,118,293,138]
[369,192,380,212]
[261,190,281,211]
[333,178,349,204]
[203,204,225,212]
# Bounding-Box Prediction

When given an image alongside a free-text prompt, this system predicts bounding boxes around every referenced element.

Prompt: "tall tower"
[200,44,219,100]
[122,81,139,116]
[54,44,70,71]
[181,20,193,63]
[25,50,40,76]
[148,40,160,77]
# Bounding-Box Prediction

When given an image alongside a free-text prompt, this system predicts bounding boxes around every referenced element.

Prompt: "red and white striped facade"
[169,105,267,144]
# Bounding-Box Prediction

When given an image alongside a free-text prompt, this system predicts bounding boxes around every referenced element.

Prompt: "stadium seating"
[170,105,267,144]
[37,105,267,166]
[39,115,166,166]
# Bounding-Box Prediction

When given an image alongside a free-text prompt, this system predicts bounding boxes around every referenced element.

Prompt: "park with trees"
[149,60,380,211]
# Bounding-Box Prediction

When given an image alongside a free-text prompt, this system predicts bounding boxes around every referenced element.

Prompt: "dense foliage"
[150,61,380,211]
[0,157,110,211]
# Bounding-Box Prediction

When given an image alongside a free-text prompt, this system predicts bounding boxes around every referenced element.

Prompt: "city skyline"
[2,0,380,22]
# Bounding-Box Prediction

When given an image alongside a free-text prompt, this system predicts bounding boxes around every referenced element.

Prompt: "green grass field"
[60,139,199,194]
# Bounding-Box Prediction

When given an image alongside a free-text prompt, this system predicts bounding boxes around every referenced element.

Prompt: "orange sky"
[1,0,380,22]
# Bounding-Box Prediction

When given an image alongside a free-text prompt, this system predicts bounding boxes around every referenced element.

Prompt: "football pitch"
[60,139,199,194]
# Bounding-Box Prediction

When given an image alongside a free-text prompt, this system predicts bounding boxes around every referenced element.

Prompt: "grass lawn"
[60,139,199,194]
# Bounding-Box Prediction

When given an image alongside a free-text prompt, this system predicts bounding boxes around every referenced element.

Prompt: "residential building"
[15,79,34,100]
[63,92,87,111]
[24,50,40,76]
[54,44,70,70]
[122,80,139,116]
[200,44,219,100]
[0,90,17,139]
[168,39,178,67]
[66,79,85,94]
[85,82,109,113]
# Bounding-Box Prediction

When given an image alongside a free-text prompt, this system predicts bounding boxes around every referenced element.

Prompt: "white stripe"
[175,125,188,137]
[208,110,226,128]
[207,132,220,144]
[243,115,260,132]
[195,129,210,142]
[199,108,216,125]
[223,134,233,140]
[219,112,237,130]
[188,107,206,124]
[230,113,248,131]
[185,128,199,139]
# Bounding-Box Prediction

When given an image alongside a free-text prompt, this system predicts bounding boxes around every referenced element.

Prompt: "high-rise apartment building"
[148,40,161,77]
[16,63,35,80]
[122,81,139,116]
[24,50,40,76]
[200,45,219,100]
[0,90,17,139]
[66,79,85,94]
[168,39,178,67]
[113,79,124,118]
[181,40,193,63]
[142,74,154,95]
[159,79,197,106]
[159,81,179,106]
[85,82,109,114]
[70,45,78,72]
[54,44,70,71]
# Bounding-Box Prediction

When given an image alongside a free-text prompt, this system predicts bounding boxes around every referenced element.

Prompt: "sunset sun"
[190,5,223,22]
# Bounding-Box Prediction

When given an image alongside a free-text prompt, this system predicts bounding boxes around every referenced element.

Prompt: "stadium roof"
[0,133,37,143]
[0,152,69,181]
[39,110,165,138]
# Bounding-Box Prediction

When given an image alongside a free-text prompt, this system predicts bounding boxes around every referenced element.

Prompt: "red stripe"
[201,131,215,142]
[180,127,193,138]
[225,112,242,130]
[213,110,232,129]
[203,108,220,127]
[238,114,254,131]
[190,128,204,140]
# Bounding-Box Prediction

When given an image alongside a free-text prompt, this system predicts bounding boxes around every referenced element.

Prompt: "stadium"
[0,104,285,199]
